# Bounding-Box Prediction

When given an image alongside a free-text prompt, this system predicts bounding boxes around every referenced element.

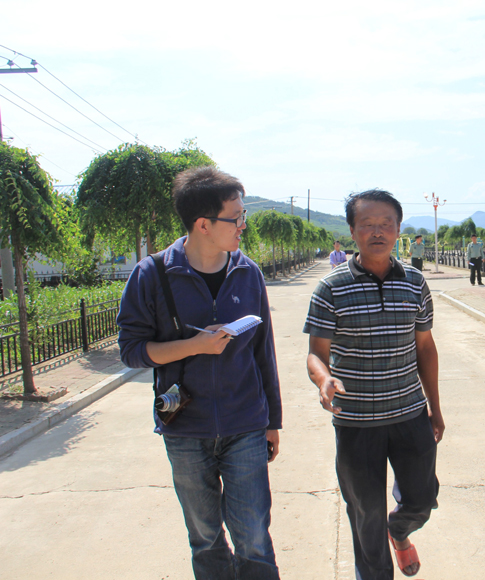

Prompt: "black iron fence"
[0,298,120,379]
[424,250,485,273]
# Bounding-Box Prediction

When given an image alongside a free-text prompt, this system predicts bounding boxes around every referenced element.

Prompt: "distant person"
[305,189,444,579]
[409,234,425,271]
[467,234,484,286]
[117,166,282,580]
[329,240,347,269]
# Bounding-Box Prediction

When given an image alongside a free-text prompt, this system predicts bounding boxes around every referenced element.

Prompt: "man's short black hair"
[344,189,403,228]
[472,234,477,238]
[415,235,423,240]
[334,240,340,244]
[172,166,245,232]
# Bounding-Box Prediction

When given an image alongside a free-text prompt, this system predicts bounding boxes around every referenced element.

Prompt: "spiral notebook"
[219,315,262,336]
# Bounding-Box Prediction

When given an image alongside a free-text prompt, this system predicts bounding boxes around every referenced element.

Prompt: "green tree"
[403,226,416,235]
[288,215,304,271]
[253,210,282,279]
[76,141,215,262]
[461,218,476,238]
[0,143,65,394]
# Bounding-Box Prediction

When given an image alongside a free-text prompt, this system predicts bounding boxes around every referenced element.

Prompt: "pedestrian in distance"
[117,166,282,580]
[304,189,445,580]
[408,234,424,272]
[467,234,484,286]
[329,240,347,269]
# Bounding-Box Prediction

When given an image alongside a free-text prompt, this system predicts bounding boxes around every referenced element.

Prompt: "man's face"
[350,200,400,260]
[208,195,247,253]
[416,237,422,245]
[472,236,477,243]
[334,242,340,251]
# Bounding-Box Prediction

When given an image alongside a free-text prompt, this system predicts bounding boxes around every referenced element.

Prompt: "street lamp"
[424,192,446,273]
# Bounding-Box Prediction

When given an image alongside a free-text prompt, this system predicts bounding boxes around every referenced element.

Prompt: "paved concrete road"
[1,263,484,579]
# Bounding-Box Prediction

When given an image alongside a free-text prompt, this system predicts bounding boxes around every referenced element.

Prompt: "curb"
[0,367,144,457]
[438,292,485,324]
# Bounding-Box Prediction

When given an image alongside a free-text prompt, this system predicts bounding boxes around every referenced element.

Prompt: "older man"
[305,189,444,579]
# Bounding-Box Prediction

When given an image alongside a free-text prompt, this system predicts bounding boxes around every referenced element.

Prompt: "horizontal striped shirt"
[303,255,433,427]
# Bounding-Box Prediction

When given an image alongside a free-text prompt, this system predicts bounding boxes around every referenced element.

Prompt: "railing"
[424,250,485,273]
[0,298,120,379]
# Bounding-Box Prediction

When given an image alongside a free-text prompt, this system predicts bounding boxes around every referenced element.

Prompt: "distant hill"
[470,211,485,228]
[402,211,485,232]
[401,216,459,232]
[245,196,349,235]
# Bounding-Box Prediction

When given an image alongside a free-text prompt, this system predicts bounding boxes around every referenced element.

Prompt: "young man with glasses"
[117,166,282,580]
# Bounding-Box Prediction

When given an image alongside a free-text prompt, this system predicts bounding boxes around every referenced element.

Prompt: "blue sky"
[1,0,485,223]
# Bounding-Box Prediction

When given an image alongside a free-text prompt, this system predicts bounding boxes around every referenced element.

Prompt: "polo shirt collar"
[348,253,406,281]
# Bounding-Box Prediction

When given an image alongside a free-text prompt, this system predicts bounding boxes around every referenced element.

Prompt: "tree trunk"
[272,239,276,280]
[12,240,37,395]
[135,226,142,263]
[146,231,155,255]
[281,242,285,276]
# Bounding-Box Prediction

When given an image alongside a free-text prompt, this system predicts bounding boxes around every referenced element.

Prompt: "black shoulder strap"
[151,253,182,339]
[150,252,185,391]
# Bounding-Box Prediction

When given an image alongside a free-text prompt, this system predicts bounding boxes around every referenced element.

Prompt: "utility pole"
[307,189,310,222]
[424,192,446,274]
[0,59,38,298]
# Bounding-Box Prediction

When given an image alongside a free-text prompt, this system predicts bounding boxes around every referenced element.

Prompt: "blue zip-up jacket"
[117,237,282,438]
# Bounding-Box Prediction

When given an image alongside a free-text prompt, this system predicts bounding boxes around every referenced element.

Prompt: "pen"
[185,324,234,339]
[185,324,215,334]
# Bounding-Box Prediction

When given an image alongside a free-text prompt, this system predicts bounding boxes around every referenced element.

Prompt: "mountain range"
[245,196,485,235]
[401,211,485,232]
[244,196,349,234]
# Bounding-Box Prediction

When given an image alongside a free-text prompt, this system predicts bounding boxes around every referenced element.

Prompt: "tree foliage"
[76,141,215,262]
[0,143,66,394]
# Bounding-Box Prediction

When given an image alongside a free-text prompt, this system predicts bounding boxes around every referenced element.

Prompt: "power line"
[2,123,78,177]
[0,44,147,145]
[0,82,107,151]
[0,93,105,153]
[37,63,149,146]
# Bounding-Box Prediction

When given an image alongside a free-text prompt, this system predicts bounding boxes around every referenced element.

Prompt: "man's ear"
[193,217,211,235]
[350,227,355,241]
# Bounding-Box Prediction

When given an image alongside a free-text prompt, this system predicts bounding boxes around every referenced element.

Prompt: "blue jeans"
[163,429,280,580]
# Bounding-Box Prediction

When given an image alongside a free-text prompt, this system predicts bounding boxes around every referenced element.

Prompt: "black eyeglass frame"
[196,209,247,227]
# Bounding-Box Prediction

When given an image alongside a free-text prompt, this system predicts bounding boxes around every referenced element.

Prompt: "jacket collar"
[164,236,250,275]
[348,253,406,281]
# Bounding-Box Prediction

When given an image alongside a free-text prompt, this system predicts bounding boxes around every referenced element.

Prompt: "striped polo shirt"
[303,255,433,427]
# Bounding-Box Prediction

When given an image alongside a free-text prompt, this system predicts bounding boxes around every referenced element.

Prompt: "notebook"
[219,315,263,336]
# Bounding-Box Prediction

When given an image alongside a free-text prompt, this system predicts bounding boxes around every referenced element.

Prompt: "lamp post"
[424,192,446,273]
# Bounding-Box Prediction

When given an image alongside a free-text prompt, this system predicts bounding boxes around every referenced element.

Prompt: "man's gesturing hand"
[319,377,346,414]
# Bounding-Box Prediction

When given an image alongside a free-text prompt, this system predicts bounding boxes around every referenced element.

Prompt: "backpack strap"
[150,252,185,392]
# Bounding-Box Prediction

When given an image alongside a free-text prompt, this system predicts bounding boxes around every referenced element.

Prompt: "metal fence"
[0,298,120,379]
[424,250,485,273]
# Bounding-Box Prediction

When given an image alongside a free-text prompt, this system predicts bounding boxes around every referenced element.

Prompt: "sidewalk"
[0,259,482,458]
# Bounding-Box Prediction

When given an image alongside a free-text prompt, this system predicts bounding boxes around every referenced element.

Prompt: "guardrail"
[424,250,485,273]
[0,298,120,379]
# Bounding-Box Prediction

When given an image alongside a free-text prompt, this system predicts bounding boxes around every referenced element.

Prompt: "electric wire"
[0,93,105,154]
[37,64,149,146]
[0,83,107,151]
[0,44,146,145]
[1,123,78,178]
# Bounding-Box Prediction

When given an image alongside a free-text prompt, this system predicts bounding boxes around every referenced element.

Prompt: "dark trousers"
[411,257,423,271]
[335,408,439,580]
[469,258,482,284]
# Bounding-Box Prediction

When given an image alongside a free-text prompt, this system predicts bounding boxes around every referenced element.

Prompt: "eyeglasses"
[197,210,247,228]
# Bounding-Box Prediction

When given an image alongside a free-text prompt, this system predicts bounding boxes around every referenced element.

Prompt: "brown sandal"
[388,531,421,577]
